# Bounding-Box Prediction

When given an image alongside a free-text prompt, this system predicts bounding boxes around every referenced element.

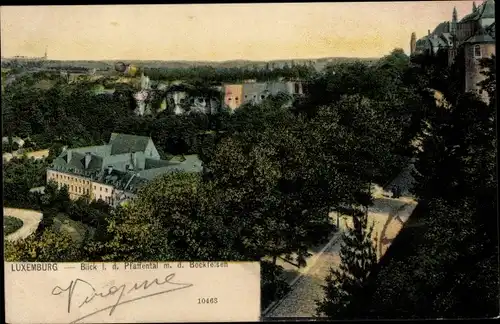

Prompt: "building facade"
[222,80,304,110]
[46,133,203,206]
[411,0,495,102]
[463,26,496,96]
[224,84,244,110]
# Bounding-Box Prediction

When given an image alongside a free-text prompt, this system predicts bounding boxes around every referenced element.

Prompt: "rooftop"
[432,21,451,35]
[415,0,495,49]
[49,133,203,194]
[165,155,204,174]
[109,133,151,155]
[460,0,495,22]
[486,22,496,38]
[58,151,104,170]
[50,164,150,193]
[465,29,496,44]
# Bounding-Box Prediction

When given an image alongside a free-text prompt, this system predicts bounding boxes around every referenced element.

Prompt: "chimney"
[84,152,91,169]
[107,165,113,175]
[133,151,144,170]
[129,152,134,168]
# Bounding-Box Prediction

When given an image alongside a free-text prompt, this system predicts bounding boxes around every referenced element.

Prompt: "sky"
[1,1,477,61]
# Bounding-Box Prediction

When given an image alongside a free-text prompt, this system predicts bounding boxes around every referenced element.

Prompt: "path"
[3,149,49,163]
[262,221,342,285]
[3,207,43,242]
[264,163,418,318]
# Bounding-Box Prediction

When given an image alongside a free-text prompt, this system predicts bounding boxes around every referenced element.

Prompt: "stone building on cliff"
[410,0,495,102]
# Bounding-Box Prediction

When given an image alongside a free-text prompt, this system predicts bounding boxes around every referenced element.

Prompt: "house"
[46,133,203,206]
[411,0,495,102]
[222,80,304,110]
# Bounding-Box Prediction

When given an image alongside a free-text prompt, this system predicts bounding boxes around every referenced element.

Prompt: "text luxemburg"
[11,263,59,272]
[9,261,230,272]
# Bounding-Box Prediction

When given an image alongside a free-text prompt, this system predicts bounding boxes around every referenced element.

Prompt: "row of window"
[227,94,266,102]
[68,193,113,205]
[61,183,115,200]
[93,185,109,193]
[69,185,89,195]
[227,90,300,102]
[51,173,90,185]
[93,194,113,205]
[49,172,111,195]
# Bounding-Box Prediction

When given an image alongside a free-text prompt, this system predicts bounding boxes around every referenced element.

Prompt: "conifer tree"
[316,208,377,318]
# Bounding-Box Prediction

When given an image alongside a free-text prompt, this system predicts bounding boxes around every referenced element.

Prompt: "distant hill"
[112,57,379,69]
[2,56,380,71]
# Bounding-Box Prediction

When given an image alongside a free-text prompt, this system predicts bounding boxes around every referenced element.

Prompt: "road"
[264,163,418,318]
[3,207,43,242]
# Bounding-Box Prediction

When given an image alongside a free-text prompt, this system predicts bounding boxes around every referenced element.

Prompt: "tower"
[451,7,458,36]
[44,46,48,60]
[410,32,417,55]
[473,1,477,12]
[464,26,496,102]
[448,7,459,66]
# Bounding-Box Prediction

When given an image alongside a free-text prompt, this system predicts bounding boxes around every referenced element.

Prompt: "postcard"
[5,261,260,323]
[2,1,497,323]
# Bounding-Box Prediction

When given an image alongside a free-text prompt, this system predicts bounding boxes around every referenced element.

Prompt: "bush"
[4,216,24,236]
[3,192,43,211]
[4,228,82,262]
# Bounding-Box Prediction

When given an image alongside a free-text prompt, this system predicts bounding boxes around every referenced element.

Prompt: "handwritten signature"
[51,273,193,323]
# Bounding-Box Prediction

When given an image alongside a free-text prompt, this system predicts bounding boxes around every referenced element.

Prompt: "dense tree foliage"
[4,216,24,236]
[346,53,498,319]
[316,209,377,318]
[2,75,132,149]
[2,49,413,309]
[5,48,495,316]
[142,64,316,83]
[5,229,83,262]
[3,156,49,208]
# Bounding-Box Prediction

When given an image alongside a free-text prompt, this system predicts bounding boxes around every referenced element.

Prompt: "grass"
[51,213,95,243]
[34,79,56,90]
[4,216,24,236]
